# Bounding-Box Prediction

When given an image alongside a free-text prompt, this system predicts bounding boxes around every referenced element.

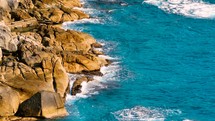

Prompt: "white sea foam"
[62,18,102,31]
[65,0,119,104]
[113,106,181,121]
[183,119,194,121]
[99,55,118,60]
[79,0,91,5]
[143,0,215,19]
[74,7,101,15]
[66,59,121,103]
[63,18,101,25]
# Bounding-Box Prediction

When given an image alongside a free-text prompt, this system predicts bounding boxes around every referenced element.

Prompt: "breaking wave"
[66,43,121,105]
[113,106,182,121]
[66,53,121,105]
[143,0,215,19]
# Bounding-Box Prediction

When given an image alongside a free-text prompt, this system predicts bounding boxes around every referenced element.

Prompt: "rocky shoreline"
[0,0,108,120]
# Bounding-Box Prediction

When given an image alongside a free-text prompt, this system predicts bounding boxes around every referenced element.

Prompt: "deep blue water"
[59,0,215,120]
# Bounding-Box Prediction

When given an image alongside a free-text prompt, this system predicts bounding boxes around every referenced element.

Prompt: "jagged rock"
[9,18,39,32]
[71,9,90,19]
[82,70,103,76]
[62,52,108,73]
[17,32,42,44]
[19,0,34,9]
[0,22,18,51]
[52,56,69,98]
[92,42,103,48]
[0,61,55,102]
[49,8,64,23]
[0,48,2,61]
[0,116,39,121]
[37,25,96,52]
[16,91,68,118]
[61,0,82,8]
[55,30,96,53]
[17,39,69,98]
[0,83,20,116]
[35,25,108,73]
[0,116,38,121]
[0,0,110,119]
[72,76,92,95]
[0,8,11,23]
[11,9,32,21]
[0,35,69,102]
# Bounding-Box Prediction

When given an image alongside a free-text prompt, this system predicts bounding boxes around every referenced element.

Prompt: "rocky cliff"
[0,0,108,120]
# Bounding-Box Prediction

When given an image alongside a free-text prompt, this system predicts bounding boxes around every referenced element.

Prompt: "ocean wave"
[62,18,102,31]
[73,7,101,16]
[112,106,181,121]
[183,119,194,121]
[63,18,102,25]
[143,0,215,19]
[66,59,121,104]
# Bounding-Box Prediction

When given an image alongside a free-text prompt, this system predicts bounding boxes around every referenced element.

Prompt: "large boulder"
[0,0,18,10]
[9,18,39,32]
[0,84,20,116]
[7,0,19,10]
[62,53,108,73]
[16,91,68,118]
[49,8,64,23]
[0,61,55,102]
[0,22,18,51]
[0,8,10,23]
[55,29,96,53]
[0,0,10,10]
[0,33,69,102]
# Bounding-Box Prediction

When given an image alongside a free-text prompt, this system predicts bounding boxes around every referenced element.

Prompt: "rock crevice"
[0,0,108,119]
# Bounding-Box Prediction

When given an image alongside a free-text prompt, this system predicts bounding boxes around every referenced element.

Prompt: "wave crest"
[143,0,215,19]
[113,106,181,121]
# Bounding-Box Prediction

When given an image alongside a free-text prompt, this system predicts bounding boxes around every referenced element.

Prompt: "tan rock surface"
[16,91,68,118]
[0,0,109,118]
[0,83,20,116]
[71,76,91,95]
[0,21,18,52]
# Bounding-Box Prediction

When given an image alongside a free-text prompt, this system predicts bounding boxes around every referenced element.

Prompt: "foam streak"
[143,0,215,19]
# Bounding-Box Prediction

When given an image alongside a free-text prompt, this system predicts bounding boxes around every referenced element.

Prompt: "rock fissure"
[17,63,26,80]
[0,0,109,119]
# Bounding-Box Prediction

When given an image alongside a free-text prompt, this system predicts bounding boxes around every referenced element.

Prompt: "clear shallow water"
[60,0,215,120]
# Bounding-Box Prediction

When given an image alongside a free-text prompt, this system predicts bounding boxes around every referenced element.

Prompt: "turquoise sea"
[59,0,215,120]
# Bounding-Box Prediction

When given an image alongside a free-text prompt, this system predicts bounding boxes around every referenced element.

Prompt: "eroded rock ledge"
[0,0,108,120]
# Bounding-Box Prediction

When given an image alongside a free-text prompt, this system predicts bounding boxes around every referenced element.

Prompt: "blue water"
[59,0,215,120]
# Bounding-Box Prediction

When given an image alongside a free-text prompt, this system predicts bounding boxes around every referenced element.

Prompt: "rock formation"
[0,0,108,119]
[16,91,68,118]
[71,76,93,95]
